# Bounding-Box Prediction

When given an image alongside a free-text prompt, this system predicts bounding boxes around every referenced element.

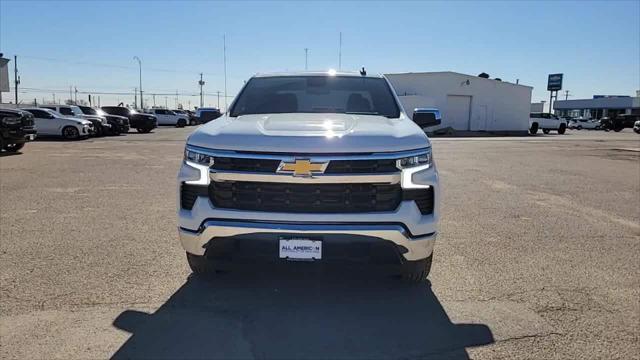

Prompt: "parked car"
[615,114,640,131]
[195,107,222,123]
[173,109,197,125]
[568,118,600,130]
[101,106,157,133]
[146,108,188,127]
[22,108,92,139]
[529,113,567,134]
[178,71,441,282]
[40,105,109,136]
[77,105,129,135]
[0,108,37,152]
[634,120,640,134]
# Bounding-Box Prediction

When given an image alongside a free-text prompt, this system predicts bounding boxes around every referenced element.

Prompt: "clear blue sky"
[1,0,638,109]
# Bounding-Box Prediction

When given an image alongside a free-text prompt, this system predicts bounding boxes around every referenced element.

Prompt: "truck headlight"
[184,148,214,166]
[396,149,432,169]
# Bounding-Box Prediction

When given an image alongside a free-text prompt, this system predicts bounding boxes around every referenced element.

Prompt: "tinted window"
[155,109,166,115]
[102,107,130,117]
[25,110,50,118]
[230,76,401,118]
[59,107,75,116]
[79,106,98,115]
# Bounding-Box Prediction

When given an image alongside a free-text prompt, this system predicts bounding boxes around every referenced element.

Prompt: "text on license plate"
[279,238,322,260]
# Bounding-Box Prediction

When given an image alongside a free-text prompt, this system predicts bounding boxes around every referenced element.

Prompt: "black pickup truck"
[101,106,157,133]
[77,105,130,135]
[0,108,37,153]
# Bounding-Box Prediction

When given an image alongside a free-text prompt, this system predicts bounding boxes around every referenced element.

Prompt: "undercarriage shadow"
[113,267,493,359]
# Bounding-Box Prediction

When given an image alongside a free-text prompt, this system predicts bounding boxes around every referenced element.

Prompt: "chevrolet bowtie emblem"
[277,159,328,177]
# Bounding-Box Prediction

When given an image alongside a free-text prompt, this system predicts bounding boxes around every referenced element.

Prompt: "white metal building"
[385,72,533,133]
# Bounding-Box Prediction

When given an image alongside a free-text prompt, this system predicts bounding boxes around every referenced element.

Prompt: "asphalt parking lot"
[1,128,638,359]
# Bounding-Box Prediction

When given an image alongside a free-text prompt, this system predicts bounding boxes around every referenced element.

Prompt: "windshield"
[80,106,98,115]
[229,76,401,118]
[70,106,84,116]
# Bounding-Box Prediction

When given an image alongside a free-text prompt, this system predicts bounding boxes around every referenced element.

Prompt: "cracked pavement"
[1,128,639,359]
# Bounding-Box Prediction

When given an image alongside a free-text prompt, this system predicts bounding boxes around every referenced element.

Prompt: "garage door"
[445,95,472,131]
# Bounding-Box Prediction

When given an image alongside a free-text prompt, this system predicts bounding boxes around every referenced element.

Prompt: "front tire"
[62,126,80,140]
[558,123,567,134]
[529,122,538,135]
[177,119,187,128]
[137,127,152,133]
[186,253,217,275]
[401,255,433,283]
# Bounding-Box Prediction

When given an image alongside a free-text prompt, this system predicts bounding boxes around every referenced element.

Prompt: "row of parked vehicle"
[0,104,223,153]
[529,112,640,135]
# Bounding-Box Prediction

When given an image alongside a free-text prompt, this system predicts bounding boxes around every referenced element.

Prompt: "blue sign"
[547,73,563,91]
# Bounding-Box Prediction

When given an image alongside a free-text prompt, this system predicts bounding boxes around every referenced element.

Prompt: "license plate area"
[279,237,322,261]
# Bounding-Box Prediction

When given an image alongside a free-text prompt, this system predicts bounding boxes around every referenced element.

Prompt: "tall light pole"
[133,56,143,109]
[198,73,204,108]
[338,32,342,70]
[304,48,309,70]
[223,34,228,111]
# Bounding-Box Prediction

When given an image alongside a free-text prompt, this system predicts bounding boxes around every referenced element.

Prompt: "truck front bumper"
[179,220,436,262]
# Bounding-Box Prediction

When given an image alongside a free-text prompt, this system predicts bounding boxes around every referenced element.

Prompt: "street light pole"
[133,56,143,109]
[304,48,308,70]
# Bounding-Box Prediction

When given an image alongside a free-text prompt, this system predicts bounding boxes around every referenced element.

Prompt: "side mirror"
[412,108,441,128]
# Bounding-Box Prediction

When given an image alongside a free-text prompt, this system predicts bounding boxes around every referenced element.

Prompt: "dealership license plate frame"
[279,237,322,261]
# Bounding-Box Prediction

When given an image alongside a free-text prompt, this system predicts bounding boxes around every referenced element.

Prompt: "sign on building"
[547,73,563,91]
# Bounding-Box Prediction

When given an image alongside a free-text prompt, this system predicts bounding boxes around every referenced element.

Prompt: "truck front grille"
[210,158,398,174]
[209,181,402,213]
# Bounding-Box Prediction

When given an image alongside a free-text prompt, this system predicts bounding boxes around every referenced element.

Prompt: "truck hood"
[187,113,429,153]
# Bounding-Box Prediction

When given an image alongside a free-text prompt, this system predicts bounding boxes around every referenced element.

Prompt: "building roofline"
[384,71,533,89]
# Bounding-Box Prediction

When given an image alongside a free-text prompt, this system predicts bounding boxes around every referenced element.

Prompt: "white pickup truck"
[177,71,441,282]
[529,113,567,135]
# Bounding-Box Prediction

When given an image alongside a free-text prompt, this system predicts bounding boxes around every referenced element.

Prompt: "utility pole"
[69,86,73,103]
[564,90,571,100]
[133,56,143,109]
[304,48,309,70]
[74,87,78,104]
[216,91,221,109]
[198,73,205,108]
[134,87,137,108]
[223,34,228,111]
[338,32,342,70]
[175,90,178,109]
[165,96,168,109]
[153,94,156,107]
[52,93,56,103]
[14,55,19,104]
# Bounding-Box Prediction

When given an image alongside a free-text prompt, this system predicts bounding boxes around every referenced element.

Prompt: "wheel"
[558,123,567,134]
[189,119,196,126]
[634,128,640,134]
[576,125,582,130]
[137,127,152,133]
[400,255,433,283]
[3,143,24,152]
[94,125,103,137]
[614,127,623,132]
[62,126,80,140]
[186,252,216,275]
[543,129,550,134]
[177,119,187,128]
[529,122,538,135]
